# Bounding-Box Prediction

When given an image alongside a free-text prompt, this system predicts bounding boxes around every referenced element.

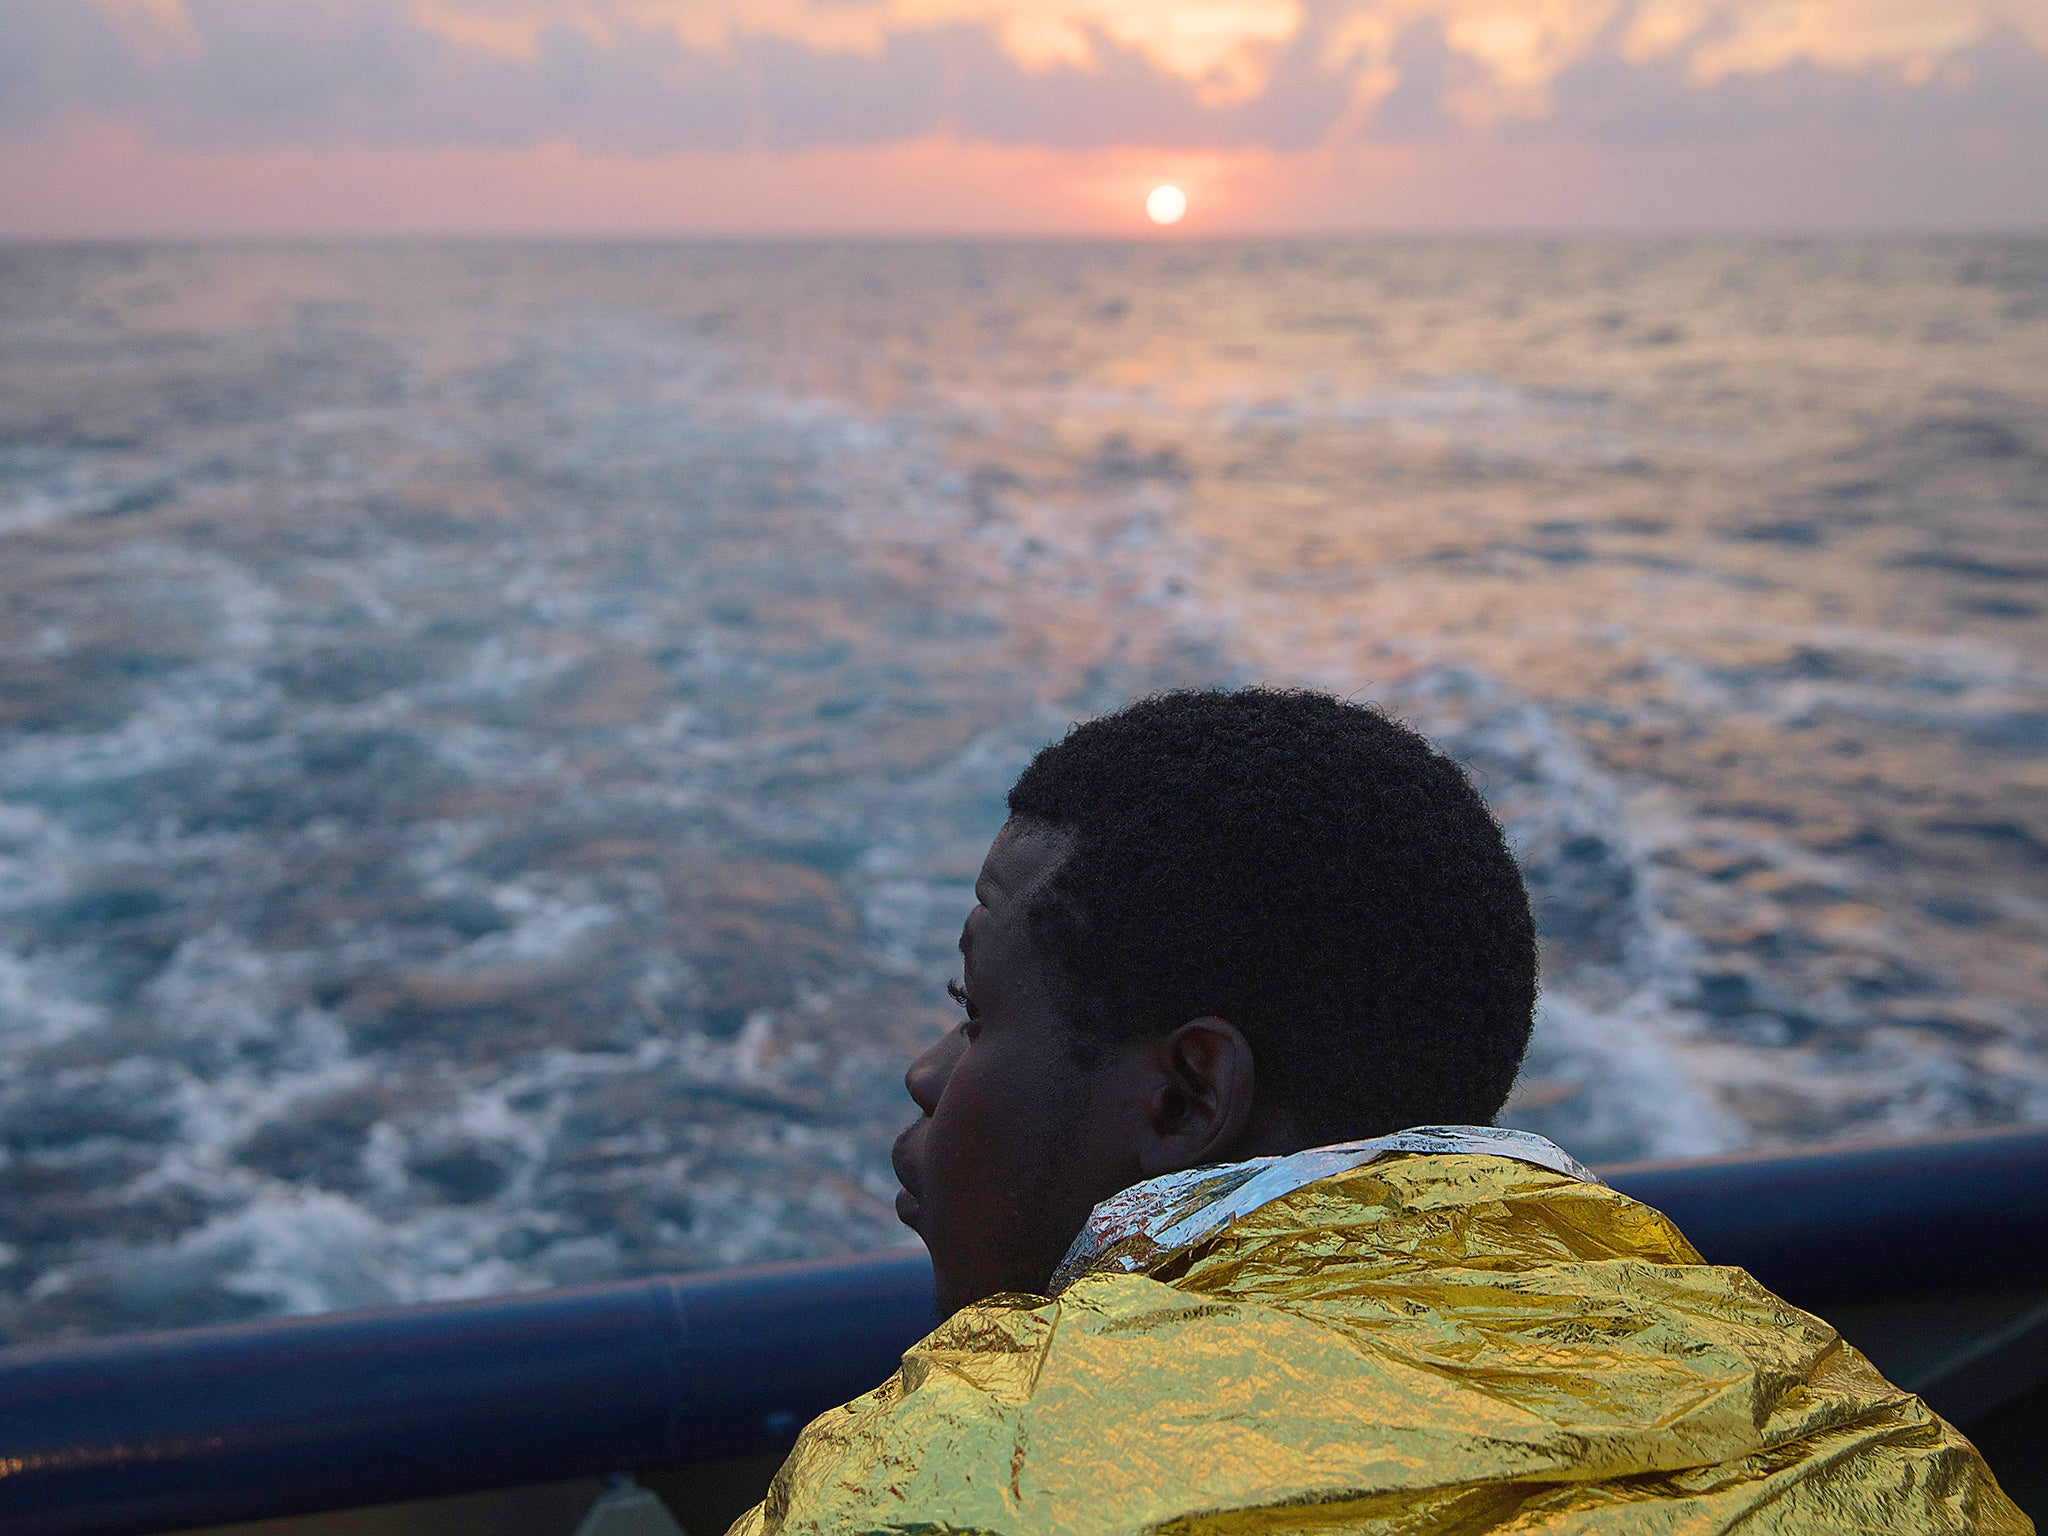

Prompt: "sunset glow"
[2,0,2044,235]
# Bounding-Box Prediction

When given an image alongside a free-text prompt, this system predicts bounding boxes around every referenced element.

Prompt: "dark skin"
[892,817,1304,1316]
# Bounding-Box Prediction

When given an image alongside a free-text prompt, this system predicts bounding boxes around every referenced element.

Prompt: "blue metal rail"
[1,1125,2044,1536]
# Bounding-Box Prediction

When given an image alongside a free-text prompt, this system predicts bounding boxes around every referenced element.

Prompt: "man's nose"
[904,1028,963,1115]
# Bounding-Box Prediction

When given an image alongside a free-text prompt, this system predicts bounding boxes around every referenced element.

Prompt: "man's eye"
[946,978,979,1021]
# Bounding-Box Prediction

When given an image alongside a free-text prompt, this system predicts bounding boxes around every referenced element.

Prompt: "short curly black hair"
[1006,687,1535,1140]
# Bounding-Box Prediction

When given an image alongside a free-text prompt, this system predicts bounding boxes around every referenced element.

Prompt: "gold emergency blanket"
[731,1150,2029,1534]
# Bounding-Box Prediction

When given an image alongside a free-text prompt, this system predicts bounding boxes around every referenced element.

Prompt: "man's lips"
[890,1128,923,1229]
[894,1187,922,1229]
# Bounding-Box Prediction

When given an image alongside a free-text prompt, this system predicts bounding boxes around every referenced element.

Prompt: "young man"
[734,689,2026,1534]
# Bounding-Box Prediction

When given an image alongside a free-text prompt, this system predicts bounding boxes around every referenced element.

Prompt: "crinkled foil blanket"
[733,1144,2028,1534]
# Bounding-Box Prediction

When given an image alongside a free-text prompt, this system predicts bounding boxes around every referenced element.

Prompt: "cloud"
[0,0,2039,158]
[406,1,1310,104]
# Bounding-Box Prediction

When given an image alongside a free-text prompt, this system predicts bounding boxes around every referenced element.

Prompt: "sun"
[1145,184,1188,226]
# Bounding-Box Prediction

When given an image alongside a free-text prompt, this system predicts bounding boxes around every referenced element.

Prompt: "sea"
[1,238,2044,1343]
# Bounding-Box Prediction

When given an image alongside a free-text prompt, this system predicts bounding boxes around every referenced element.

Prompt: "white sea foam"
[0,240,2041,1340]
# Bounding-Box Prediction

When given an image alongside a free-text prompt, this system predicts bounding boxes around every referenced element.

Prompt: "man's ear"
[1136,1017,1257,1178]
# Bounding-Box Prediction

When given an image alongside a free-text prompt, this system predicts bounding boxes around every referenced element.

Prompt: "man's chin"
[928,1259,1063,1320]
[929,1269,975,1321]
[927,1256,989,1321]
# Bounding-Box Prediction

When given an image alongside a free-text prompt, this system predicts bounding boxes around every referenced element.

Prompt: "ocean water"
[1,238,2045,1342]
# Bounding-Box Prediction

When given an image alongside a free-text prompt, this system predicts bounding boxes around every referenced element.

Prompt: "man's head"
[891,687,1537,1314]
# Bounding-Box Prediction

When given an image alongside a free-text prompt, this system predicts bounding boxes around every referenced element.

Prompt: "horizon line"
[8,222,2048,245]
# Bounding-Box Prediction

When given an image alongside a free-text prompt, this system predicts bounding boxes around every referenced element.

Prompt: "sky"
[3,0,2046,236]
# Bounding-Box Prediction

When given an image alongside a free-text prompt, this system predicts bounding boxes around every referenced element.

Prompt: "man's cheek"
[930,1086,1015,1231]
[928,1108,993,1205]
[934,1053,998,1154]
